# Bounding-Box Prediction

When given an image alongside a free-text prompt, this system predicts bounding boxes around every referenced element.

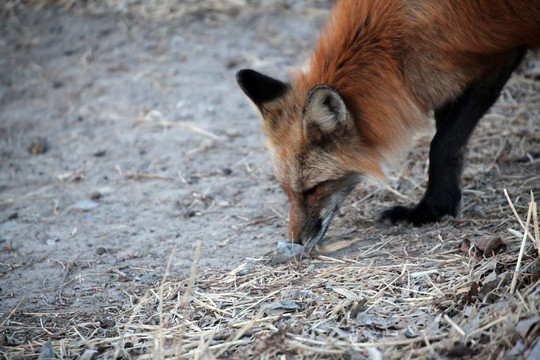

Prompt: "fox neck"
[287,2,429,178]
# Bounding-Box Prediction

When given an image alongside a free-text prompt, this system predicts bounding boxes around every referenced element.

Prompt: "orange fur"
[247,0,539,244]
[265,0,540,181]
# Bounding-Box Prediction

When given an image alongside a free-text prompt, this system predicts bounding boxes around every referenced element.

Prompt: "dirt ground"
[0,1,330,313]
[0,1,539,359]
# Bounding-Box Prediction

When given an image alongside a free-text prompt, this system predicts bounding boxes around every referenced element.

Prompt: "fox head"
[236,69,384,252]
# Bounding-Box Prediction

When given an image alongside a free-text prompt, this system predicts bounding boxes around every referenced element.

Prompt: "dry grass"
[2,177,540,358]
[2,203,539,359]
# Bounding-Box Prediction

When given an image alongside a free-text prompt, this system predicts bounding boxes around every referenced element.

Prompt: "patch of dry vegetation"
[2,193,539,359]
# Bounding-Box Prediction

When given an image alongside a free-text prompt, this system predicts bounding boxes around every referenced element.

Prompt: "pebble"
[97,187,114,196]
[79,349,98,360]
[222,168,232,176]
[271,240,305,265]
[281,288,325,304]
[39,339,56,359]
[73,200,99,212]
[137,273,157,283]
[236,260,258,276]
[90,191,102,200]
[29,138,48,155]
[99,317,115,329]
[264,299,301,315]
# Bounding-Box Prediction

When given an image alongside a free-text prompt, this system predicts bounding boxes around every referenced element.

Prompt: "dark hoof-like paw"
[379,204,440,226]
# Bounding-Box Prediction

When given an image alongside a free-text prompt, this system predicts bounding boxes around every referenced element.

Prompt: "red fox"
[237,0,540,252]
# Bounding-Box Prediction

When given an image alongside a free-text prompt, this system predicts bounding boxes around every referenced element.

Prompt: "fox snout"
[288,200,324,251]
[288,203,332,253]
[288,178,359,253]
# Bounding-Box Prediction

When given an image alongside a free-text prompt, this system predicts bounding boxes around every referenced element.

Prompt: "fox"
[236,0,540,253]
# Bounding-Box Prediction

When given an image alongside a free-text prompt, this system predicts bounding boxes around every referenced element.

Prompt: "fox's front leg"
[380,120,464,226]
[381,50,525,226]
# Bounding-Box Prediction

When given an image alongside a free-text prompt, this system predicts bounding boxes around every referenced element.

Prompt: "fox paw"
[380,206,430,226]
[380,188,462,226]
[379,202,449,226]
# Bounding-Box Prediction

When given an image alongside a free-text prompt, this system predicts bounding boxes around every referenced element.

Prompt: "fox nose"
[289,208,323,247]
[288,204,305,244]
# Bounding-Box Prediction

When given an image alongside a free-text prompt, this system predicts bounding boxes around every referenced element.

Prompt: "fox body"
[237,0,540,252]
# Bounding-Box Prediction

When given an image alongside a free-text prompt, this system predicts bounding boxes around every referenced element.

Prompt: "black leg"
[381,50,525,225]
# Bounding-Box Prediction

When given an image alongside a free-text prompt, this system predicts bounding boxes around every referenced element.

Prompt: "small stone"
[97,187,114,196]
[225,57,241,69]
[63,49,77,56]
[222,168,232,176]
[47,238,59,246]
[29,139,48,155]
[93,150,106,157]
[473,205,485,218]
[281,288,325,304]
[137,273,157,283]
[264,299,301,315]
[79,349,98,360]
[236,260,258,276]
[270,299,300,311]
[271,240,306,265]
[516,316,540,338]
[7,212,18,220]
[148,315,160,325]
[73,200,99,212]
[403,329,416,338]
[99,317,115,329]
[39,339,56,359]
[90,191,101,200]
[95,247,106,256]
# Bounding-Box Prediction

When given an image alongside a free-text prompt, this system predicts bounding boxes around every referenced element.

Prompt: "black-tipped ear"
[236,69,289,110]
[303,85,351,138]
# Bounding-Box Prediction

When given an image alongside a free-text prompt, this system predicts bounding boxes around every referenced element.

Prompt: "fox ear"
[236,69,289,110]
[302,85,351,138]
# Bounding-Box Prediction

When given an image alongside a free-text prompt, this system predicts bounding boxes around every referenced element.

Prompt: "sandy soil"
[0,2,334,320]
[0,2,538,357]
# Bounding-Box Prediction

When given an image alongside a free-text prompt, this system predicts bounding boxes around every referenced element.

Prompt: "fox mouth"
[302,204,340,253]
[293,174,360,254]
[300,177,359,253]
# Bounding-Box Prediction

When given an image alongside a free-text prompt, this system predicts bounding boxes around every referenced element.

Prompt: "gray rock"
[271,240,306,265]
[264,299,301,315]
[72,200,99,212]
[39,339,56,359]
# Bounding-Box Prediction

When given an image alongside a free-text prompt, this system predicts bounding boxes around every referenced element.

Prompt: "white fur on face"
[303,87,352,135]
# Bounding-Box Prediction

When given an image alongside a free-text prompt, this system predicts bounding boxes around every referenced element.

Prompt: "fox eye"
[304,180,332,197]
[304,184,319,196]
[302,179,336,198]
